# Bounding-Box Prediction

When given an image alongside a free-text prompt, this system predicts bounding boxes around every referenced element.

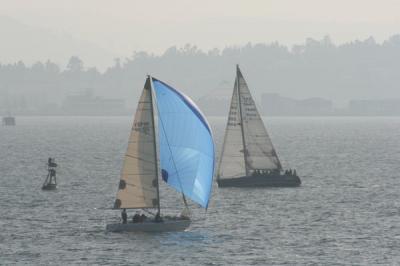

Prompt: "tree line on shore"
[1,35,400,113]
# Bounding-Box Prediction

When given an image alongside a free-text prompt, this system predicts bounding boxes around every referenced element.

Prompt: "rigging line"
[125,154,155,164]
[157,107,189,208]
[236,69,249,176]
[142,209,156,216]
[151,82,189,209]
[148,78,162,216]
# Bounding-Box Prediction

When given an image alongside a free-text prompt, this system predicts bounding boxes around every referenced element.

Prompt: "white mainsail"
[217,77,247,178]
[114,79,159,209]
[217,66,282,179]
[237,67,282,172]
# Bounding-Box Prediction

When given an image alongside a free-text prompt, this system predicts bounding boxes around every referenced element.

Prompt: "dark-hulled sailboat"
[2,116,15,126]
[216,65,301,187]
[106,76,215,232]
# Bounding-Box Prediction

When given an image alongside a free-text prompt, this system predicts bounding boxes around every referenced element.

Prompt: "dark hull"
[217,173,301,187]
[42,184,57,190]
[106,219,191,232]
[2,117,15,126]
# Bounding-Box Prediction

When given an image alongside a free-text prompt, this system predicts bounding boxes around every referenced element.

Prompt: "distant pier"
[2,116,16,126]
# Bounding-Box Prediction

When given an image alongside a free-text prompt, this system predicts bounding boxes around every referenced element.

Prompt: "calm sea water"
[1,116,400,265]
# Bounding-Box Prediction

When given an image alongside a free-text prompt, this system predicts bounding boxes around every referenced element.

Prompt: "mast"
[216,122,228,181]
[236,65,250,176]
[148,76,161,215]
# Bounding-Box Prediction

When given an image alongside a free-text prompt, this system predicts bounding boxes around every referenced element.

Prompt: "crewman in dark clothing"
[48,158,57,168]
[121,209,127,224]
[155,212,163,223]
[132,213,140,223]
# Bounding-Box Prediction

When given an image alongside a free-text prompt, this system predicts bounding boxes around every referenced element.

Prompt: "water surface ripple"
[1,116,399,265]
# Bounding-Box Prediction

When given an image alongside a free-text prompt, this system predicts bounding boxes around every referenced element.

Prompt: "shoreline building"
[62,89,126,115]
[2,116,16,126]
[261,93,333,116]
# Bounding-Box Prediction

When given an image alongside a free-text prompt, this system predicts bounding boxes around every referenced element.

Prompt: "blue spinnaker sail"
[152,78,214,208]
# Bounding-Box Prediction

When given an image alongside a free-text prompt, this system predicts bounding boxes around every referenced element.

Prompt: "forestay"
[114,79,158,209]
[152,78,214,208]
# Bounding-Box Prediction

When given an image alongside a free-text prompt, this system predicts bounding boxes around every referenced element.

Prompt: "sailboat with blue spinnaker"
[106,76,215,232]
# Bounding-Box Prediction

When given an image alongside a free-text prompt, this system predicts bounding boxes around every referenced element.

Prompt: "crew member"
[121,209,127,224]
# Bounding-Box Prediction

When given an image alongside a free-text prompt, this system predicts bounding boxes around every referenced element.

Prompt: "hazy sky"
[1,0,400,67]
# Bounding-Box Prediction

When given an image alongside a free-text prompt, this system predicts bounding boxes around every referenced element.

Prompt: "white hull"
[106,219,191,232]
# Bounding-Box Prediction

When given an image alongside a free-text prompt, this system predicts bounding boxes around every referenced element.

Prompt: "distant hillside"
[2,34,400,115]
